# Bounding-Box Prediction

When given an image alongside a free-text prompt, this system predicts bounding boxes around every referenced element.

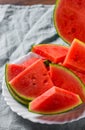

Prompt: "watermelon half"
[50,64,85,102]
[54,0,85,44]
[29,86,82,114]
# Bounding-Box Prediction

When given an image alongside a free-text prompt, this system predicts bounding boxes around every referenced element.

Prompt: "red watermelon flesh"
[29,86,82,114]
[65,67,85,85]
[6,64,25,81]
[54,0,85,44]
[32,44,69,63]
[63,39,85,73]
[50,64,85,102]
[21,57,39,67]
[9,59,54,100]
[72,70,85,85]
[6,58,42,82]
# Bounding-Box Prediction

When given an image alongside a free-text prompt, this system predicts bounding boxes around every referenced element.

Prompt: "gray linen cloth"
[0,4,85,130]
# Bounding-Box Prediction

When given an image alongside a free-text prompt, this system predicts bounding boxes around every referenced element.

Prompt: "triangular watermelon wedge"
[32,44,69,63]
[50,64,85,102]
[9,59,54,100]
[63,39,85,73]
[29,86,82,114]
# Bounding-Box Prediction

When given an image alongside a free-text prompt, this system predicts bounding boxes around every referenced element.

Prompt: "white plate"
[2,52,85,124]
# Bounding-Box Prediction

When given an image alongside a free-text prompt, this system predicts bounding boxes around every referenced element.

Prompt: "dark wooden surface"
[0,0,55,5]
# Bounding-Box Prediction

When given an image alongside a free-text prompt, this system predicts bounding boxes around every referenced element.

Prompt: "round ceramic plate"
[2,52,85,124]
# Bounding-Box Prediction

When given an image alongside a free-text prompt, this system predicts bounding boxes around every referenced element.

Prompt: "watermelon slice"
[32,44,69,63]
[63,39,85,73]
[50,64,85,102]
[54,0,85,44]
[9,59,54,100]
[6,64,25,81]
[5,64,28,106]
[29,86,82,114]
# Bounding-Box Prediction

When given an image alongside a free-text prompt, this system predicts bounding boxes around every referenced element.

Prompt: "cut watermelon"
[54,0,85,44]
[9,59,54,100]
[50,64,85,102]
[29,86,82,114]
[32,44,69,63]
[63,39,85,73]
[5,64,28,106]
[6,64,25,81]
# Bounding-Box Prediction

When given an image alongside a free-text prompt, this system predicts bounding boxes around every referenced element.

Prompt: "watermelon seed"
[77,1,82,6]
[43,79,48,85]
[43,73,47,76]
[70,15,74,21]
[33,82,36,86]
[71,28,76,33]
[32,76,36,80]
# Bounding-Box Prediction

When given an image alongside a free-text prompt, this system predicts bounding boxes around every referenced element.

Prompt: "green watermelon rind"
[29,101,82,115]
[5,64,29,106]
[29,102,82,115]
[7,83,28,106]
[53,0,71,45]
[8,82,34,101]
[32,43,69,51]
[50,63,85,102]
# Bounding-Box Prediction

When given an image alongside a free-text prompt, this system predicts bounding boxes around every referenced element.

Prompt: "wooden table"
[0,0,55,5]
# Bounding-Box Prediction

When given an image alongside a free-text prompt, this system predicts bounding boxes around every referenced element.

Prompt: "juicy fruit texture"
[54,0,85,44]
[6,64,25,81]
[72,70,85,85]
[5,64,28,106]
[32,44,69,63]
[9,59,54,100]
[29,86,82,114]
[21,57,39,67]
[50,64,85,102]
[63,39,85,73]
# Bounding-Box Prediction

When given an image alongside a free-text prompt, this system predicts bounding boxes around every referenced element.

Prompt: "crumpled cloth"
[0,4,85,130]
